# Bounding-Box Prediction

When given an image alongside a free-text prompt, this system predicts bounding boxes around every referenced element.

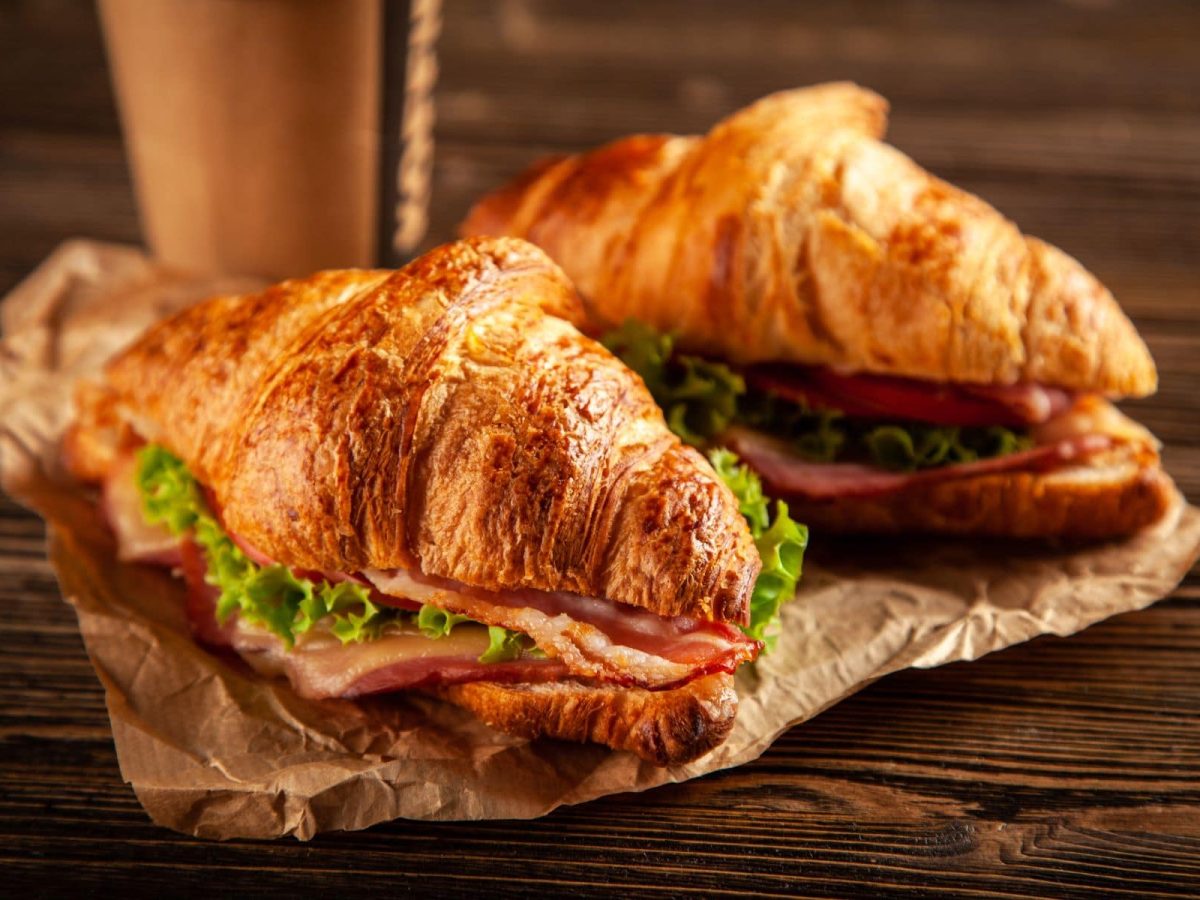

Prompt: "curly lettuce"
[417,603,471,639]
[863,424,1033,472]
[602,319,745,446]
[418,606,537,663]
[480,626,539,663]
[136,444,539,662]
[737,389,846,464]
[708,449,808,649]
[137,445,391,648]
[601,320,1032,471]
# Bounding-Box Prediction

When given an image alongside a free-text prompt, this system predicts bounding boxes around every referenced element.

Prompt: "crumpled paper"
[3,240,1198,840]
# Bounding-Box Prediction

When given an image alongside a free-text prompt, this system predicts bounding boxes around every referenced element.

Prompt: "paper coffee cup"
[99,0,439,279]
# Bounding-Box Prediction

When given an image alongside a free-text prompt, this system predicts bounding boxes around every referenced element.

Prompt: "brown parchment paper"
[3,240,1199,840]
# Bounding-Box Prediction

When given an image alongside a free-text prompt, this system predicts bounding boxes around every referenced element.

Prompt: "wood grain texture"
[1,0,1198,894]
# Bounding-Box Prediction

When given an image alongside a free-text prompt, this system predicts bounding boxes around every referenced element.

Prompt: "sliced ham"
[253,628,568,699]
[364,568,760,691]
[723,425,1114,501]
[746,365,1074,428]
[235,623,569,700]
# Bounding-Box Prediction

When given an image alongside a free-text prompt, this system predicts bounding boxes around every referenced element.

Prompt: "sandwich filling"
[602,320,1155,501]
[103,442,805,700]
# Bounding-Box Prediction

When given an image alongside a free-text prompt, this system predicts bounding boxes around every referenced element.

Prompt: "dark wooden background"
[3,1,1199,895]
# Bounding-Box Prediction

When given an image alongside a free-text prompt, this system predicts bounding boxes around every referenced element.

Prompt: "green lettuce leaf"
[479,625,535,664]
[417,605,535,663]
[708,449,808,648]
[135,444,541,662]
[137,442,206,533]
[324,585,390,644]
[748,500,808,649]
[601,320,1031,471]
[417,603,471,639]
[602,319,745,446]
[136,445,390,648]
[707,447,770,534]
[864,425,955,470]
[863,424,1034,472]
[736,390,847,464]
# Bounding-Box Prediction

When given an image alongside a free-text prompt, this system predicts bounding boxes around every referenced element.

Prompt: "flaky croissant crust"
[463,82,1157,398]
[437,672,738,766]
[83,238,760,623]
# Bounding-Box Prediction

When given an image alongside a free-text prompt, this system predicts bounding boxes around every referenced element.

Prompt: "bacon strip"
[724,426,1113,501]
[746,365,1074,427]
[364,568,760,691]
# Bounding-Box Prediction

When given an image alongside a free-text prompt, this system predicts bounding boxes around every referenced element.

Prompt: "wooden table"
[3,1,1199,894]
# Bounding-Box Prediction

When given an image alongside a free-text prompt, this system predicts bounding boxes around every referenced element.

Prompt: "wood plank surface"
[1,0,1199,895]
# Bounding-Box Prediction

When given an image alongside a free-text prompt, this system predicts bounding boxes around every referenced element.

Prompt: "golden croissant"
[463,83,1175,538]
[65,237,779,765]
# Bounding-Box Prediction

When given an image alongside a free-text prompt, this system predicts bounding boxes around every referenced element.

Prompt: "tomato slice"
[746,365,1069,427]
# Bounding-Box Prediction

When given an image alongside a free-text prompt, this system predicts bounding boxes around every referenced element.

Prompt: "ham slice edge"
[723,426,1114,501]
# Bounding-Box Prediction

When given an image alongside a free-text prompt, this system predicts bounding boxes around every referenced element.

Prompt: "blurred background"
[1,0,1197,304]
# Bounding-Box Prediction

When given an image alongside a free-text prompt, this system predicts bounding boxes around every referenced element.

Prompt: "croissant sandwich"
[63,237,809,765]
[462,83,1177,539]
